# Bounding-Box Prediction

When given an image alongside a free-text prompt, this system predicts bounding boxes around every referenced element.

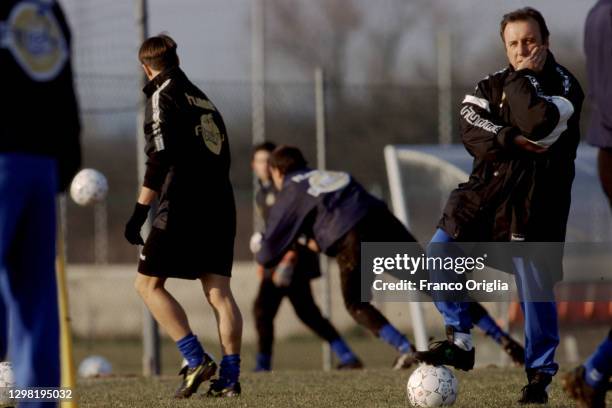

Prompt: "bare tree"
[266,0,362,85]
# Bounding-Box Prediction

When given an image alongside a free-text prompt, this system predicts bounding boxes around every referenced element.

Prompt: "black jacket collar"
[142,66,184,97]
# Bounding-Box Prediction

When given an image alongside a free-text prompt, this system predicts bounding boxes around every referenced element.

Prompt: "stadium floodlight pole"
[93,202,108,264]
[435,4,452,146]
[135,0,161,377]
[251,0,265,145]
[251,0,266,232]
[315,67,333,371]
[383,145,429,352]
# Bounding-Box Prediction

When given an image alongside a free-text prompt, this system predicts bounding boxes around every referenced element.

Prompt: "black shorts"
[138,227,234,279]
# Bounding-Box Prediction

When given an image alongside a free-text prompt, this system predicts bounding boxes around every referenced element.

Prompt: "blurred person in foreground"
[0,0,81,406]
[124,34,241,398]
[561,2,612,406]
[584,0,612,211]
[562,329,611,408]
[250,142,362,371]
[414,7,583,405]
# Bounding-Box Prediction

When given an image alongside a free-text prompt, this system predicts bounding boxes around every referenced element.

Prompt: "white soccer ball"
[70,169,108,206]
[0,362,14,388]
[78,355,112,378]
[0,361,14,404]
[407,365,458,407]
[249,232,263,254]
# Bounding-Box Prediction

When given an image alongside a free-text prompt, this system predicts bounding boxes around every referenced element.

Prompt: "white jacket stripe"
[151,79,171,152]
[529,96,574,147]
[462,95,490,112]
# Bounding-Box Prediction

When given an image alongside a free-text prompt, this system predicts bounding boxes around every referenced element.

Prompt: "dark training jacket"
[0,0,81,191]
[257,168,385,268]
[439,52,583,242]
[255,180,278,231]
[438,53,583,281]
[142,67,236,242]
[255,179,321,279]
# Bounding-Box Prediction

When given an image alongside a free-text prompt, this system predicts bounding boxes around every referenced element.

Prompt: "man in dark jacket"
[0,0,80,404]
[250,142,362,371]
[124,35,241,398]
[415,8,584,405]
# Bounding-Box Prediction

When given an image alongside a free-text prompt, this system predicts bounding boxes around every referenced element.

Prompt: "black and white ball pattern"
[70,169,108,206]
[407,364,458,407]
[0,362,14,388]
[0,361,14,404]
[78,355,112,378]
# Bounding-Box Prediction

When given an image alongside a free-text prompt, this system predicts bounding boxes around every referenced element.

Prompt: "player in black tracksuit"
[124,35,241,398]
[250,142,361,371]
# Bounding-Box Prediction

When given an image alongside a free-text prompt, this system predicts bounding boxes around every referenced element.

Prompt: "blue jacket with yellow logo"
[0,0,81,191]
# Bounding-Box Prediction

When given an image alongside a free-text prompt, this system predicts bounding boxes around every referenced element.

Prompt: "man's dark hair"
[269,145,308,175]
[138,34,179,71]
[500,7,549,43]
[251,141,277,160]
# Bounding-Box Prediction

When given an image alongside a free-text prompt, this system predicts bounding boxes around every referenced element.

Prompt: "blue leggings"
[0,154,59,407]
[427,228,559,375]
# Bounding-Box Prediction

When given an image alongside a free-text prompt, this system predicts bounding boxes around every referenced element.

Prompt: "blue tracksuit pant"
[0,153,60,407]
[427,228,559,376]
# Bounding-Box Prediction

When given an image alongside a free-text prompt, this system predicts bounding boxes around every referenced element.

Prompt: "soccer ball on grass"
[407,364,458,407]
[78,355,112,378]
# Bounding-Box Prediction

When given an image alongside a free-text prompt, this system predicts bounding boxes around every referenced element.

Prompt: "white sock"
[453,332,473,351]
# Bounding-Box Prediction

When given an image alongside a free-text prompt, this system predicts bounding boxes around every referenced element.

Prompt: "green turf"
[72,328,612,407]
[74,329,405,375]
[75,367,611,407]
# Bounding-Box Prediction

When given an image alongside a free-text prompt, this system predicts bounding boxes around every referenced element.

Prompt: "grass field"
[73,328,611,407]
[77,367,611,407]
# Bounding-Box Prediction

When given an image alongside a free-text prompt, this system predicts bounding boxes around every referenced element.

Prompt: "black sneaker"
[562,366,606,408]
[206,378,241,397]
[500,334,525,366]
[518,370,551,404]
[414,327,475,371]
[337,358,363,370]
[392,345,417,370]
[174,354,217,399]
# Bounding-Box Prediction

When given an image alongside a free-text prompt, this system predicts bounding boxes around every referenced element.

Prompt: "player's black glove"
[124,203,150,245]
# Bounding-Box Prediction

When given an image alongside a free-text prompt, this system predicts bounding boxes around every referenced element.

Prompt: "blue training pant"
[0,153,60,407]
[427,228,559,376]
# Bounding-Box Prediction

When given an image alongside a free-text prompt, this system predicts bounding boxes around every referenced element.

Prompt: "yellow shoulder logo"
[2,2,68,81]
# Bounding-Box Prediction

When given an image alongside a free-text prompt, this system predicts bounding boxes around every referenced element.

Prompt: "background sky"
[60,0,595,85]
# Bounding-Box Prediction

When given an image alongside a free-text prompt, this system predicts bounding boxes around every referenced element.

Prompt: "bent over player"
[124,35,242,398]
[251,142,361,371]
[257,146,524,369]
